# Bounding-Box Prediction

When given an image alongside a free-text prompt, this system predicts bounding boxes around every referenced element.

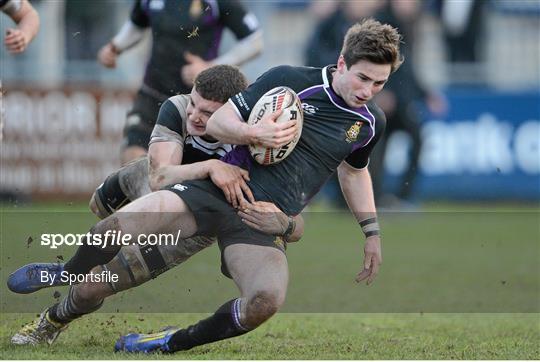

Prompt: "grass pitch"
[1,202,538,359]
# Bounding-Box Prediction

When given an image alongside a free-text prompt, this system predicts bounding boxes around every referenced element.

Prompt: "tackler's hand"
[208,160,254,209]
[238,201,289,236]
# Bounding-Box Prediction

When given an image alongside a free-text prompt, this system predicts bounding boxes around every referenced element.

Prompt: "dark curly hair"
[194,65,248,103]
[341,18,403,73]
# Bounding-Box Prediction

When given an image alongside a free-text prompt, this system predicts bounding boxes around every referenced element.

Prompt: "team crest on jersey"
[345,122,362,143]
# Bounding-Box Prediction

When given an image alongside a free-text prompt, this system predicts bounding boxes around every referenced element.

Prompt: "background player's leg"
[163,244,288,352]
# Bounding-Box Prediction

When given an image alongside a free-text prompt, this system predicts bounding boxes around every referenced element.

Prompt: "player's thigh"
[111,190,197,238]
[224,243,288,303]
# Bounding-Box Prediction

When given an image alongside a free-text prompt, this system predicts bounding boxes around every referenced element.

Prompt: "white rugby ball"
[247,86,303,165]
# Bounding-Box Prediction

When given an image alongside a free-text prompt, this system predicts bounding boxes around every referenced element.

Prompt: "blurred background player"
[97,0,263,164]
[1,0,39,54]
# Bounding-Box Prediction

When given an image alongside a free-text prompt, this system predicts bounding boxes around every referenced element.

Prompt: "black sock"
[167,298,249,351]
[64,238,118,276]
[48,287,104,324]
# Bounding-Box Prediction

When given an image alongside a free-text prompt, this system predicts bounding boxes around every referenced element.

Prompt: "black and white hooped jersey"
[224,65,386,215]
[131,0,259,97]
[150,95,232,164]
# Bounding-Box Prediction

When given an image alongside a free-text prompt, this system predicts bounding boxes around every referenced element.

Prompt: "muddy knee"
[244,290,284,329]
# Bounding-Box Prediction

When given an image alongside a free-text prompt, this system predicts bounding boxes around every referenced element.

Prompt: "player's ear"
[337,55,347,73]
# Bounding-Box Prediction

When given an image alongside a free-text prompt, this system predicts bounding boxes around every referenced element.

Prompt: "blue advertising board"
[383,89,540,200]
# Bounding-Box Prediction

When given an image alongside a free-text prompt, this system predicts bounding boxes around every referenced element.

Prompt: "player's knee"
[244,290,284,328]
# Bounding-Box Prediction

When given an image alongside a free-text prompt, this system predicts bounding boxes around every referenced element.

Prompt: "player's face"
[186,89,223,136]
[334,56,391,108]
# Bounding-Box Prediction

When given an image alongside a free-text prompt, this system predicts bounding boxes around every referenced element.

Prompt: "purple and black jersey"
[131,0,258,97]
[225,65,386,215]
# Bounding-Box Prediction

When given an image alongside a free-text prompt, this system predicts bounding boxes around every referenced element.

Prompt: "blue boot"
[7,263,67,294]
[114,327,179,353]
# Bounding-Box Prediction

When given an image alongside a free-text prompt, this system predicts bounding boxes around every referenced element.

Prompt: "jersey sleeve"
[344,104,387,169]
[130,0,150,28]
[149,98,186,145]
[218,0,259,39]
[229,65,300,122]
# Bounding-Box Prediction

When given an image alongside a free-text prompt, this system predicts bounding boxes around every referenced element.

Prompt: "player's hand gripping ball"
[248,87,303,165]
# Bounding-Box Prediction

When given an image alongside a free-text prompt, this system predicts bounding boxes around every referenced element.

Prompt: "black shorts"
[123,90,163,149]
[165,179,286,278]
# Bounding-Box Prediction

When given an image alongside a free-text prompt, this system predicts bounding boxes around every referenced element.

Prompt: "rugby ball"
[248,87,303,165]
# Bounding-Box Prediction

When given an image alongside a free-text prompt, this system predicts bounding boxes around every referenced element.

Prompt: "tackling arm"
[338,161,382,284]
[148,141,212,191]
[148,140,253,208]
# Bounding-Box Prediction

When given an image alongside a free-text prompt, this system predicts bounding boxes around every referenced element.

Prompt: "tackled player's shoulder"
[258,65,322,89]
[365,101,387,132]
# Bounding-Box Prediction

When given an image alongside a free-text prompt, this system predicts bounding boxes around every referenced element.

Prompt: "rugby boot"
[114,327,179,353]
[11,310,68,345]
[7,263,67,294]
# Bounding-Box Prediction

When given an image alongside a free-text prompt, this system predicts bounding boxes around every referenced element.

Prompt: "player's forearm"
[337,162,377,222]
[211,30,263,66]
[149,160,215,191]
[12,0,39,43]
[206,102,255,145]
[111,20,146,53]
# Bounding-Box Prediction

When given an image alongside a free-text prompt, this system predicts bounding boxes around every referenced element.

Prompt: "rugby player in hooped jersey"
[9,65,304,346]
[9,19,402,353]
